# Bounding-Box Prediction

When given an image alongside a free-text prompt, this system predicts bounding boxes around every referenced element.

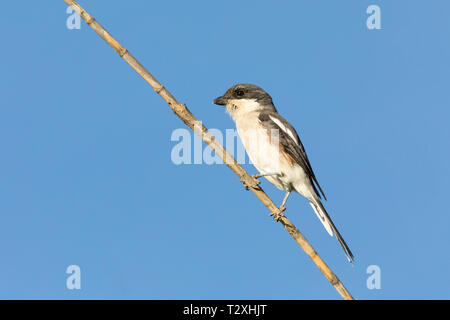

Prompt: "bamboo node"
[330,277,339,286]
[85,15,95,25]
[117,47,127,57]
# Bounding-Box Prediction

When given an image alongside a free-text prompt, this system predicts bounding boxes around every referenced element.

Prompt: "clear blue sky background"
[0,1,449,299]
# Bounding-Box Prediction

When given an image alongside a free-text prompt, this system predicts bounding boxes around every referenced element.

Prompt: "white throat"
[226,99,263,121]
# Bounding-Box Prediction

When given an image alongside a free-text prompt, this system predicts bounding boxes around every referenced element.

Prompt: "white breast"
[235,112,309,192]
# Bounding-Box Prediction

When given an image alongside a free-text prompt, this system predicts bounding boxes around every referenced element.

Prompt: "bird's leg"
[270,190,291,221]
[241,172,282,190]
[279,190,291,210]
[252,172,282,179]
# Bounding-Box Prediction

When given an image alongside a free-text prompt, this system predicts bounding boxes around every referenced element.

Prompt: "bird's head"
[213,84,276,119]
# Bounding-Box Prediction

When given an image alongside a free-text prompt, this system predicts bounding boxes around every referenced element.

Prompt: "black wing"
[258,111,327,200]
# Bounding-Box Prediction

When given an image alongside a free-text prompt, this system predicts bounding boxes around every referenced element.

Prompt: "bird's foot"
[242,173,282,189]
[269,205,286,222]
[240,175,261,190]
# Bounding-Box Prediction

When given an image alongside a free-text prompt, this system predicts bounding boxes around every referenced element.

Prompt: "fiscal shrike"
[213,84,354,262]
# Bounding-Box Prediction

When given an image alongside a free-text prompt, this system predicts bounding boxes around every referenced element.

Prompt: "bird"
[213,83,354,262]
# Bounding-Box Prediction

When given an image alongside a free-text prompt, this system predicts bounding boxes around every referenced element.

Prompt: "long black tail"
[309,199,354,263]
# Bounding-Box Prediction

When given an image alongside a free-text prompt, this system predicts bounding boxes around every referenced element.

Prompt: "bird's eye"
[235,89,244,97]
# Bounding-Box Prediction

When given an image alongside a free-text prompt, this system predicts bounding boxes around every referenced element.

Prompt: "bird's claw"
[240,176,261,190]
[270,205,286,222]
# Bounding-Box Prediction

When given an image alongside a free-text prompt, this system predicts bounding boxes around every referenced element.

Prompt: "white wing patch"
[268,115,299,146]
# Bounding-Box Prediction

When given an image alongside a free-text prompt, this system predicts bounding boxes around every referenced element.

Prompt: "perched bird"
[213,84,354,262]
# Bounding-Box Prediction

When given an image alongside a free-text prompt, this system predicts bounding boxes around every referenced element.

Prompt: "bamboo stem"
[62,0,354,300]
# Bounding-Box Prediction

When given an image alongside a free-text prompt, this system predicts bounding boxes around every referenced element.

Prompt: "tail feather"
[310,199,354,263]
[309,202,333,236]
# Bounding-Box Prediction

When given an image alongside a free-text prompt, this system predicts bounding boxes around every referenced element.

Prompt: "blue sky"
[0,1,449,299]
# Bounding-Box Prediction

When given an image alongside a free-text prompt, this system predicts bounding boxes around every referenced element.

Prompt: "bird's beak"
[213,96,227,106]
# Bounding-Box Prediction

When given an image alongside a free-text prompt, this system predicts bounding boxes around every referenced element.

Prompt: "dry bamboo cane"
[63,0,354,300]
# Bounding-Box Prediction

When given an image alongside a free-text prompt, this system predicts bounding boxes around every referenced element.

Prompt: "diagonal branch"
[62,0,354,300]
